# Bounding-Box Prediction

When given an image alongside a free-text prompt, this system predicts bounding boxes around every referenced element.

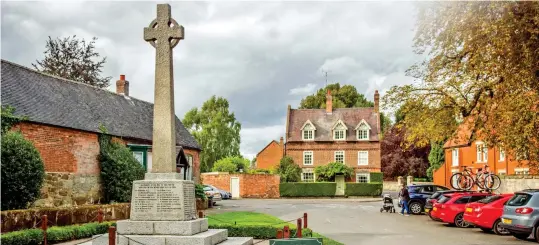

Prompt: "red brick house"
[284,90,382,183]
[434,120,532,188]
[1,60,201,207]
[255,137,284,170]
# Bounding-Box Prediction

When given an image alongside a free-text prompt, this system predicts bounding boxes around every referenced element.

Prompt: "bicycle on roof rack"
[449,164,501,191]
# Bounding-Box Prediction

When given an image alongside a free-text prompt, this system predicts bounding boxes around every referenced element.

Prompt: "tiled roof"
[287,108,380,142]
[1,60,200,150]
[443,118,475,149]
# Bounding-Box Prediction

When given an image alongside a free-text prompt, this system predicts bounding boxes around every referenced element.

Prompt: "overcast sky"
[1,1,422,159]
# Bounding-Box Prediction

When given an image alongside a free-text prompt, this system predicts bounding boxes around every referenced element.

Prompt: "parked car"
[463,194,513,235]
[405,184,450,215]
[205,185,232,199]
[430,192,493,227]
[425,189,474,218]
[203,186,222,205]
[500,189,539,242]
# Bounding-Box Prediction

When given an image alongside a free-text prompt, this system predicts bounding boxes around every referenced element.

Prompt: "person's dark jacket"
[399,188,410,201]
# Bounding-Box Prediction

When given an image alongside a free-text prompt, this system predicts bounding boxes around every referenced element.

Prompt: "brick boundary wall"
[202,173,280,198]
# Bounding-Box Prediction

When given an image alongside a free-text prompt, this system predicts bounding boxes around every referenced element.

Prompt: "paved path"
[208,198,531,245]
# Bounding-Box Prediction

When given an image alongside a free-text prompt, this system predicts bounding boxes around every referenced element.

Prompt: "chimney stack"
[116,75,129,96]
[326,90,333,114]
[279,137,284,146]
[374,90,380,113]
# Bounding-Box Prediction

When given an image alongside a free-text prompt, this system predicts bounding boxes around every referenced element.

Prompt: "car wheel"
[454,213,470,228]
[409,202,423,215]
[493,219,510,236]
[535,225,539,243]
[511,232,530,240]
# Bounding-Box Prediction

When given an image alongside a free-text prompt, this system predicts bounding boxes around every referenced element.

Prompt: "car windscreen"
[408,186,421,193]
[203,187,212,191]
[438,195,451,204]
[476,195,503,204]
[507,193,532,206]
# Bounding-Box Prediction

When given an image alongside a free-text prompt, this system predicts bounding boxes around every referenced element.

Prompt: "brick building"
[433,120,531,188]
[284,90,382,183]
[255,137,284,170]
[1,60,201,207]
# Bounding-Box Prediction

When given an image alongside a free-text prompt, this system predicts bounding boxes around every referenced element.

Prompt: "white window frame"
[356,173,370,183]
[303,151,313,165]
[302,130,314,140]
[132,151,144,165]
[355,120,371,141]
[498,169,506,175]
[499,148,505,162]
[515,168,530,175]
[332,120,347,141]
[301,120,316,141]
[452,149,459,166]
[476,142,487,163]
[302,172,315,182]
[358,151,368,166]
[334,151,345,163]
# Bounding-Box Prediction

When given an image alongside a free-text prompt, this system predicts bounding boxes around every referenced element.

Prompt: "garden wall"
[33,173,102,208]
[499,175,539,193]
[202,172,280,198]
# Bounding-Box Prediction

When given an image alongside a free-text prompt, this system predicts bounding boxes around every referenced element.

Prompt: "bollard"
[303,213,308,228]
[297,219,302,238]
[276,229,283,239]
[283,225,290,239]
[98,209,104,223]
[41,215,48,245]
[198,211,204,218]
[108,226,116,245]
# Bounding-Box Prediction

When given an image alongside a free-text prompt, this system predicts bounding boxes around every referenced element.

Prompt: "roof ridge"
[1,59,155,107]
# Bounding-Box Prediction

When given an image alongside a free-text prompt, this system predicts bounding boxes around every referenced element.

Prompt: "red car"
[463,194,513,235]
[430,192,492,227]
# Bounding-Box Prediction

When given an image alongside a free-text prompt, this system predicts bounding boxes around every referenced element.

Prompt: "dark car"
[405,184,450,215]
[425,189,475,217]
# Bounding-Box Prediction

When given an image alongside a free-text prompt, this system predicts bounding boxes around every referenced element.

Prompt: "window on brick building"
[335,151,345,163]
[515,168,529,175]
[476,142,487,163]
[303,151,313,165]
[499,148,505,161]
[133,151,144,166]
[301,120,315,141]
[178,154,193,180]
[452,149,459,166]
[356,173,369,183]
[332,120,347,141]
[302,172,314,182]
[358,151,368,165]
[355,120,371,140]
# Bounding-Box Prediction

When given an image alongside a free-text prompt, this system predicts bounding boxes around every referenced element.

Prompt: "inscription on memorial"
[132,182,183,219]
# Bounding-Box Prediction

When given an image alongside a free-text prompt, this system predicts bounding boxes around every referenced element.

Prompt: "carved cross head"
[144,4,184,49]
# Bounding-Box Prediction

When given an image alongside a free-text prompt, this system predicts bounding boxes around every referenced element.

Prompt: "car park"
[500,189,539,242]
[406,184,450,215]
[463,194,513,235]
[430,192,492,227]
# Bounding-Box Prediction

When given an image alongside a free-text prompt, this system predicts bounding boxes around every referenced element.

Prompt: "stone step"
[217,237,254,245]
[116,218,209,235]
[92,229,228,245]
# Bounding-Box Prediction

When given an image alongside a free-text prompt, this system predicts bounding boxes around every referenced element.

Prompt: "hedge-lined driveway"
[209,199,528,245]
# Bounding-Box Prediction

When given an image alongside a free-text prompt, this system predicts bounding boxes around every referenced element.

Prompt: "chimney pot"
[120,75,125,80]
[116,75,129,96]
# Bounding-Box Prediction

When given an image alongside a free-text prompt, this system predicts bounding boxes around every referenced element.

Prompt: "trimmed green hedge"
[345,183,383,196]
[0,222,115,245]
[370,172,383,183]
[280,183,336,197]
[209,224,312,239]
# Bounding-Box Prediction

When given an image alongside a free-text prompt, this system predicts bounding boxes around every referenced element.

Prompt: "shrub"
[99,135,145,203]
[314,162,354,182]
[0,222,114,245]
[196,184,207,200]
[280,183,336,197]
[0,229,43,245]
[370,172,383,183]
[345,183,383,196]
[1,131,45,210]
[276,156,301,182]
[209,224,311,239]
[212,156,249,173]
[246,168,271,174]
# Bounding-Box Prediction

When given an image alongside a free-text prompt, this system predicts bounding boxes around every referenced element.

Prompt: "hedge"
[345,183,383,196]
[370,172,383,183]
[280,183,336,197]
[0,222,115,245]
[209,224,312,239]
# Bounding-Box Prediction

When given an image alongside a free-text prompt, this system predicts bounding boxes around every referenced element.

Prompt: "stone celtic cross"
[144,4,184,173]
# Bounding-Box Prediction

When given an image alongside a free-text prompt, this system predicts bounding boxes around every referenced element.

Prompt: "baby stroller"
[380,194,396,213]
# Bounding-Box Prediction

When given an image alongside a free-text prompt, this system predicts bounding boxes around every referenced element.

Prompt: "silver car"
[203,186,222,204]
[500,189,539,242]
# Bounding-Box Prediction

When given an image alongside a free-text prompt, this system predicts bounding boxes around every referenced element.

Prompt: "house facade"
[434,121,532,187]
[1,60,201,207]
[255,137,284,170]
[284,90,382,183]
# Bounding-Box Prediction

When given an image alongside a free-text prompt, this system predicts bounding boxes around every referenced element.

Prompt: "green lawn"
[207,211,343,245]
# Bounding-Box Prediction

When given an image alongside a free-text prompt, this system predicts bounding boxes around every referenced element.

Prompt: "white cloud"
[240,123,285,160]
[289,83,317,96]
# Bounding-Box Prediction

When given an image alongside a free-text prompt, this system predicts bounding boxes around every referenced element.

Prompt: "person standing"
[399,184,410,216]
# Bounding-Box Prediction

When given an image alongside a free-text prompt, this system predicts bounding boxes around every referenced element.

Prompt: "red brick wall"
[201,173,280,198]
[256,141,283,170]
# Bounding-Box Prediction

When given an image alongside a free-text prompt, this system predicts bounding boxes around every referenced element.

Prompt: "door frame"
[230,177,240,199]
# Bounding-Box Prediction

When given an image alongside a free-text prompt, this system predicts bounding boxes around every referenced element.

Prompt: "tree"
[33,36,111,88]
[1,131,45,210]
[384,2,539,168]
[183,96,241,172]
[276,156,301,183]
[381,126,430,179]
[427,142,445,180]
[212,156,249,173]
[314,162,354,182]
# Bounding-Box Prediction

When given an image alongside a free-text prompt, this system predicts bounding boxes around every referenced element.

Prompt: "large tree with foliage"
[427,142,445,180]
[384,2,539,168]
[33,35,111,88]
[212,156,249,173]
[299,83,392,134]
[381,126,430,179]
[276,156,302,183]
[183,96,241,172]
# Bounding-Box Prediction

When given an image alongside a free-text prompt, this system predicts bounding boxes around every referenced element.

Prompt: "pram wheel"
[380,208,383,213]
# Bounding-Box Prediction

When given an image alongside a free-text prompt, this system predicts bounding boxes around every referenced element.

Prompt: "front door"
[231,177,240,199]
[335,175,345,196]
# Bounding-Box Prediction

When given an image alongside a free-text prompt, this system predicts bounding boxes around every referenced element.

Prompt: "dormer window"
[355,119,371,141]
[332,120,347,141]
[301,120,316,141]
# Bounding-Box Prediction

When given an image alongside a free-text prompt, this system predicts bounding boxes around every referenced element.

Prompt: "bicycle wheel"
[450,173,463,190]
[475,172,486,189]
[483,174,501,191]
[458,175,474,190]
